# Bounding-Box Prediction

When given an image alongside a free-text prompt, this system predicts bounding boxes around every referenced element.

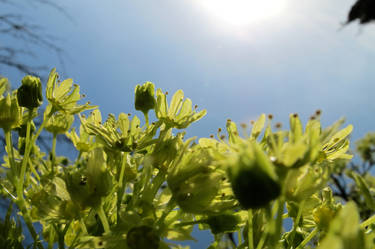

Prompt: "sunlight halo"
[196,0,287,26]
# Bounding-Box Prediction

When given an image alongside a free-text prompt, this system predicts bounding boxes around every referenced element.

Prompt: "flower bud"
[150,136,179,170]
[45,112,74,134]
[228,143,281,209]
[134,82,156,115]
[171,171,221,214]
[206,213,240,234]
[230,166,281,209]
[127,225,160,249]
[0,94,21,130]
[17,75,43,109]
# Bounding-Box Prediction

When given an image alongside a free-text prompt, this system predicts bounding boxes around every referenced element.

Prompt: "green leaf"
[351,173,375,210]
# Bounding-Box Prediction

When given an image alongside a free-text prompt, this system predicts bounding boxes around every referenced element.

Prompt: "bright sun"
[196,0,287,26]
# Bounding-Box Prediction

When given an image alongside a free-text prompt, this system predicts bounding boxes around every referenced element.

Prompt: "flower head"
[17,75,43,109]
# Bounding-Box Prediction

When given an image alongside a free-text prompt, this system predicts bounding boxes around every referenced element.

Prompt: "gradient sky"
[2,0,375,247]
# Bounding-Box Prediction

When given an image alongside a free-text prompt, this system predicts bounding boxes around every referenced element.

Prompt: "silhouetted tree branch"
[0,0,66,78]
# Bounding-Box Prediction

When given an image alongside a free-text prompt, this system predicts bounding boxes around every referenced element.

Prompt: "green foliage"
[1,68,375,249]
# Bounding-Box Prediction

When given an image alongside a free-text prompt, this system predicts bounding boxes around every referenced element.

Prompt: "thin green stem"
[16,200,44,249]
[51,133,57,174]
[157,197,176,228]
[47,227,54,249]
[32,112,51,146]
[175,219,207,227]
[80,218,88,235]
[117,152,127,223]
[295,228,318,249]
[4,130,16,173]
[97,205,110,233]
[5,128,44,249]
[142,170,166,203]
[18,109,37,196]
[248,209,254,249]
[288,200,305,249]
[238,230,242,245]
[273,198,285,247]
[58,222,71,249]
[255,223,269,249]
[144,112,149,128]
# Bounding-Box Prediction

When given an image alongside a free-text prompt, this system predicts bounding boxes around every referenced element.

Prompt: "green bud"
[65,170,101,209]
[0,94,21,130]
[228,143,281,209]
[45,112,74,134]
[206,213,240,234]
[127,225,160,249]
[313,206,337,230]
[230,167,281,209]
[171,171,221,214]
[151,136,179,170]
[86,148,113,197]
[134,82,156,114]
[17,75,43,109]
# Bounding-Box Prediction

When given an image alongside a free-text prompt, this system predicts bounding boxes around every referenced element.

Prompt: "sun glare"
[196,0,287,26]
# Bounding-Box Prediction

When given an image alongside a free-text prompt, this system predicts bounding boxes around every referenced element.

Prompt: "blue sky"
[3,0,375,142]
[2,0,375,247]
[4,0,375,138]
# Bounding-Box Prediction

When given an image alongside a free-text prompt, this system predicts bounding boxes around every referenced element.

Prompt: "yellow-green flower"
[155,88,206,129]
[45,112,74,135]
[46,68,96,115]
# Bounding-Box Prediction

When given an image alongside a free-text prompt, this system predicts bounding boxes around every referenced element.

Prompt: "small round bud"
[17,75,43,109]
[268,114,273,120]
[134,82,156,115]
